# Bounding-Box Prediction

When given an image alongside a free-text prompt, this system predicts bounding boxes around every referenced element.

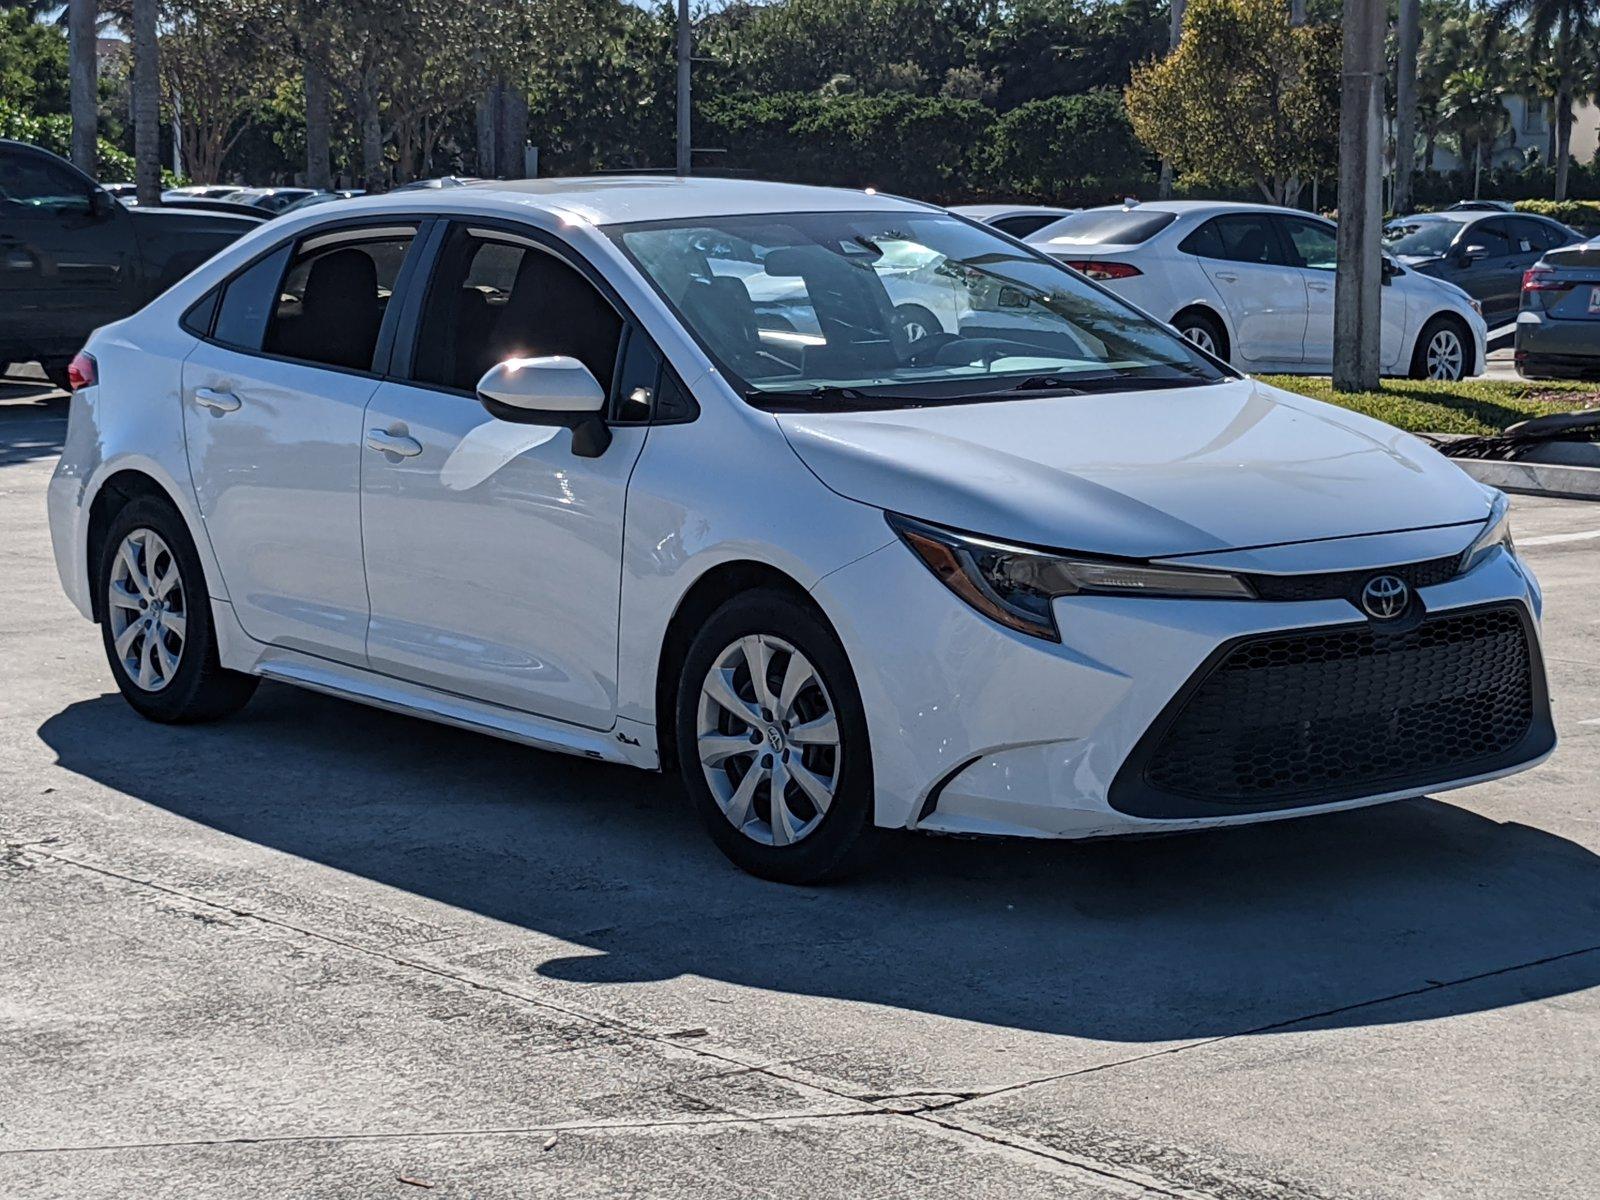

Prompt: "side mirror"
[476,355,611,457]
[89,188,118,221]
[1457,244,1488,265]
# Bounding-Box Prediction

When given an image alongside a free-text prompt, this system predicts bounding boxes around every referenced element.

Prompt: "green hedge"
[1513,199,1600,230]
[0,98,135,181]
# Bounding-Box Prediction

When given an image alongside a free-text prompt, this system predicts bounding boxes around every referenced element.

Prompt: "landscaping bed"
[1258,375,1600,436]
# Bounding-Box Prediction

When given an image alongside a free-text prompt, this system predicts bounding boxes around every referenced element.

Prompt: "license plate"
[1590,286,1600,314]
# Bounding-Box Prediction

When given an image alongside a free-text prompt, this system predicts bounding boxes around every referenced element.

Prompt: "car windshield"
[610,210,1225,409]
[1383,217,1463,257]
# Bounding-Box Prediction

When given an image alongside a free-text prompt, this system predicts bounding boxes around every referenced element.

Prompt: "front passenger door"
[359,223,651,729]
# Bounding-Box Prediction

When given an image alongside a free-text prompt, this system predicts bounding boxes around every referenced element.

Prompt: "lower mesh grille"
[1116,605,1543,813]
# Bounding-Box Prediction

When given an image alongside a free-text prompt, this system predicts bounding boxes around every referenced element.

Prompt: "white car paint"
[1029,200,1487,378]
[49,177,1551,874]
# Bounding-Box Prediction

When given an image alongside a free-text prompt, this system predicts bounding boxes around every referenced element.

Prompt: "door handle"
[193,387,241,413]
[366,429,423,458]
[1307,282,1331,293]
[1212,271,1239,283]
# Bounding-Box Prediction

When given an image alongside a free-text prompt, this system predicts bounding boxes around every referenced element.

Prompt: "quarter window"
[1211,215,1288,266]
[211,245,291,351]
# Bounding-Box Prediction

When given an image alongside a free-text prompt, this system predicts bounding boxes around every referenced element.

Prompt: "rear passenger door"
[1190,214,1307,365]
[181,220,421,665]
[358,221,665,728]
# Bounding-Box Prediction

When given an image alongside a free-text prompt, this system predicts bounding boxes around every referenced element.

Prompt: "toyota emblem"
[1360,574,1410,620]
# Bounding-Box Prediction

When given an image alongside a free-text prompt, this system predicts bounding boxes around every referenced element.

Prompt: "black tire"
[1409,314,1470,381]
[675,590,880,884]
[96,497,258,723]
[1172,310,1227,362]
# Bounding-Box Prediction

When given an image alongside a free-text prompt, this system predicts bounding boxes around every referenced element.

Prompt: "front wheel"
[675,590,879,883]
[97,497,258,723]
[1410,316,1470,381]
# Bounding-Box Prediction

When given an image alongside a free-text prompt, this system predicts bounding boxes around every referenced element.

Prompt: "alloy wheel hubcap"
[107,528,186,692]
[1184,326,1216,354]
[696,634,841,847]
[1427,330,1463,380]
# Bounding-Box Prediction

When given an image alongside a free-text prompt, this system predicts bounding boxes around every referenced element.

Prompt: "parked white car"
[49,179,1552,882]
[1028,201,1489,379]
[947,204,1080,239]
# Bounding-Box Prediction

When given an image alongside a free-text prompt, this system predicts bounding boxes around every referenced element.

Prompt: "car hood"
[126,207,260,236]
[776,378,1491,558]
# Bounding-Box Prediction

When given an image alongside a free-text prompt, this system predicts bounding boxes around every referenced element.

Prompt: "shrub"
[984,91,1150,202]
[1513,199,1600,232]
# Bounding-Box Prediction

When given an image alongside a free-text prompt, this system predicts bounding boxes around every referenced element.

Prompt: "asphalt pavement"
[2,376,1598,1199]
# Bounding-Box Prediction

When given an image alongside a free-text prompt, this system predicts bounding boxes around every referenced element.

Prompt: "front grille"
[1246,555,1460,602]
[1111,605,1549,816]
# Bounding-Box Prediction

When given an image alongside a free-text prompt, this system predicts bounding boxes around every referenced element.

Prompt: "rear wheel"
[1173,310,1226,361]
[1410,316,1469,381]
[675,590,879,883]
[97,497,258,723]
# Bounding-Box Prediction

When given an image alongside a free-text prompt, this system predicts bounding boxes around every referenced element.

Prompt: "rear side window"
[212,245,291,350]
[991,213,1062,238]
[1179,220,1225,259]
[264,227,417,371]
[1034,209,1178,247]
[1212,215,1288,265]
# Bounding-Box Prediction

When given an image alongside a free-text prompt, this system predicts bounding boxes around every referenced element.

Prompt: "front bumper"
[813,530,1551,838]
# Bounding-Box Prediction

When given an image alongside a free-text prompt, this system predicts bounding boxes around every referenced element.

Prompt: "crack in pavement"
[16,839,1597,1197]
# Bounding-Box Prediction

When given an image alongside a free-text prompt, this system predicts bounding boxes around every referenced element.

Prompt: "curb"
[1452,457,1600,501]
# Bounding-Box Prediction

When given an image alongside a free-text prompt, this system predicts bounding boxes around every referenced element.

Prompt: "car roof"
[948,204,1073,218]
[1389,211,1476,224]
[1075,200,1316,217]
[301,176,936,227]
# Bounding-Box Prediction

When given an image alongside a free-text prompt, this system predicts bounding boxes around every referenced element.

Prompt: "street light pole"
[675,0,691,177]
[1333,0,1385,391]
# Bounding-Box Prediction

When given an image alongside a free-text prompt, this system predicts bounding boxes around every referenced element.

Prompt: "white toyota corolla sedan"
[48,178,1554,882]
[1028,201,1489,380]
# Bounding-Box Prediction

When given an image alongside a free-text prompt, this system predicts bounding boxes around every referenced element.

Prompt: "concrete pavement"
[2,378,1598,1198]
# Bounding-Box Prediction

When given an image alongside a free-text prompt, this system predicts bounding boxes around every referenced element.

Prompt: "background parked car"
[124,196,273,222]
[1027,201,1487,380]
[161,185,247,202]
[223,186,319,213]
[1515,236,1600,380]
[0,140,257,387]
[1383,209,1583,328]
[276,190,365,215]
[948,204,1080,238]
[100,182,137,199]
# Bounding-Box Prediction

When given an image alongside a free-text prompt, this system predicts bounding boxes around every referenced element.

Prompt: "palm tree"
[1441,67,1509,197]
[1393,0,1421,213]
[1486,0,1600,200]
[67,0,97,173]
[131,0,159,203]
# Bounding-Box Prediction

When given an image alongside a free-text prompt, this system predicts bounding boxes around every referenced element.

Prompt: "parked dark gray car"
[1383,210,1582,328]
[0,140,257,387]
[1516,236,1600,380]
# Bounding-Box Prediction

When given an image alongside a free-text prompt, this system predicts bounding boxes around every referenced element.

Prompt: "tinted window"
[1212,215,1287,265]
[991,214,1063,238]
[1511,217,1563,253]
[1466,220,1513,257]
[0,152,93,218]
[1281,218,1337,270]
[212,245,291,350]
[1032,209,1178,246]
[612,327,661,423]
[262,227,416,371]
[409,225,621,393]
[1178,220,1224,259]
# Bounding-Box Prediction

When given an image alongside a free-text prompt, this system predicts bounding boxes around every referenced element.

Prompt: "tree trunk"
[68,0,97,174]
[1392,0,1419,214]
[132,0,160,204]
[1157,0,1186,199]
[476,84,498,177]
[1554,90,1572,201]
[1473,141,1482,199]
[359,73,384,192]
[1290,0,1306,23]
[304,35,332,191]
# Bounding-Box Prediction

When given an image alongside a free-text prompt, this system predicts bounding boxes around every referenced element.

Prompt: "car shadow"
[0,376,68,467]
[37,684,1600,1044]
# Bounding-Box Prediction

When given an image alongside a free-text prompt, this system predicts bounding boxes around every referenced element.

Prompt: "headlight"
[1458,491,1514,574]
[888,514,1255,641]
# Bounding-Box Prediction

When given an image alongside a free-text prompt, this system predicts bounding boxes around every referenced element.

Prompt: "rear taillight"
[1064,260,1142,281]
[1521,268,1563,291]
[67,351,97,391]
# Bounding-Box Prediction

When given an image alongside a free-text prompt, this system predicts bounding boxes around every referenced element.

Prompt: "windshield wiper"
[744,385,937,411]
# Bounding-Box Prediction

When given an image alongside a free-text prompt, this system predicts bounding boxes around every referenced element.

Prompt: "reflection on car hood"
[776,378,1491,557]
